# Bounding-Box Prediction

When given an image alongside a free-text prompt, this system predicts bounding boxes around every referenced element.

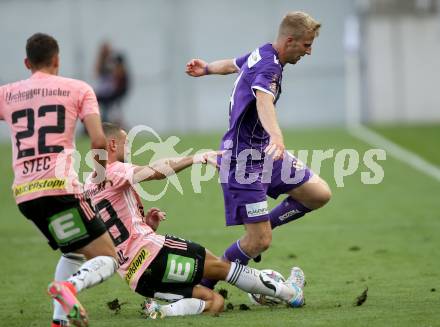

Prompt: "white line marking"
[347,124,440,182]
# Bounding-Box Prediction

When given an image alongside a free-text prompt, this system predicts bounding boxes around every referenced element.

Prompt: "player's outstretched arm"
[255,90,285,161]
[186,58,238,77]
[83,113,107,180]
[132,150,222,183]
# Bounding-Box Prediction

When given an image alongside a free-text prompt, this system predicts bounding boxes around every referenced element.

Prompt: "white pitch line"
[347,124,440,182]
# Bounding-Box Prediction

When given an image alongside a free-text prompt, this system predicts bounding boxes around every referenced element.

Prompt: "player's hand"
[193,150,224,168]
[264,138,285,161]
[144,207,166,231]
[186,58,208,77]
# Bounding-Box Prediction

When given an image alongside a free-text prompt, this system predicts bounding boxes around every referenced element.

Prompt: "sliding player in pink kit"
[0,33,118,327]
[84,123,305,319]
[186,12,332,289]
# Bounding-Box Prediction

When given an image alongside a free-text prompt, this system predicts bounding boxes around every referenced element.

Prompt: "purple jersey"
[221,43,283,164]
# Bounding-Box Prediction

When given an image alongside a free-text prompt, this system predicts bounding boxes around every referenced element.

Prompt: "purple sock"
[200,241,251,289]
[200,277,219,289]
[269,197,311,229]
[223,240,252,265]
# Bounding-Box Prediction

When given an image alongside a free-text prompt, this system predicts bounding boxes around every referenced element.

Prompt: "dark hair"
[26,33,59,68]
[102,122,123,137]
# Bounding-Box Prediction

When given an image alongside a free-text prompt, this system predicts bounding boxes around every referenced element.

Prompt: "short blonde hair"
[278,11,321,39]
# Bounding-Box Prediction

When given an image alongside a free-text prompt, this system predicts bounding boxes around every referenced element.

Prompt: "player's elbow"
[149,165,167,181]
[152,171,166,180]
[230,65,239,74]
[139,171,166,182]
[148,162,174,181]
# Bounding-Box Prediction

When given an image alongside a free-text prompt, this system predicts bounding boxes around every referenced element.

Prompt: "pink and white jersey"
[0,71,100,203]
[84,161,165,291]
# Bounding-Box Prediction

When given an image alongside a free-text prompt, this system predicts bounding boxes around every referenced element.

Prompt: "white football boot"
[142,298,165,319]
[287,266,306,289]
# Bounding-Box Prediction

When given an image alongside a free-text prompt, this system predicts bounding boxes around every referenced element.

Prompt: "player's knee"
[303,181,332,210]
[78,233,117,260]
[212,293,225,313]
[312,185,332,209]
[204,292,224,314]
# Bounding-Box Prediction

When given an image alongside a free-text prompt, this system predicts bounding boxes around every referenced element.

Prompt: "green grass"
[1,125,440,326]
[370,123,440,166]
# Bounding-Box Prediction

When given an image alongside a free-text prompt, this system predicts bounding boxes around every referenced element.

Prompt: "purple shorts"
[220,152,313,226]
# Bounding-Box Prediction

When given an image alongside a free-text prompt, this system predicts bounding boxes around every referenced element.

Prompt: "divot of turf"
[355,287,368,306]
[218,288,229,299]
[106,298,126,314]
[226,303,234,311]
[239,304,251,311]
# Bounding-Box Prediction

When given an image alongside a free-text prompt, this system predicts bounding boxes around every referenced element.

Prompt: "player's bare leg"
[193,285,225,313]
[143,285,223,319]
[203,250,303,307]
[288,174,332,210]
[49,233,118,326]
[145,249,303,319]
[75,231,117,260]
[52,253,85,327]
[63,232,118,292]
[239,221,272,258]
[200,221,271,289]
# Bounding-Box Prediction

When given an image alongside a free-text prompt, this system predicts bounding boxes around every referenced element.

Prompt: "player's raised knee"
[202,290,225,314]
[313,182,332,209]
[211,292,225,313]
[302,177,332,209]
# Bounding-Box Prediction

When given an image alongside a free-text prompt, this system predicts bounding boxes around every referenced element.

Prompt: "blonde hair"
[278,11,321,39]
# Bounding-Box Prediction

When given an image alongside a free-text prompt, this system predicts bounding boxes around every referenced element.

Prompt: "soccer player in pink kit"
[84,122,305,319]
[0,33,118,327]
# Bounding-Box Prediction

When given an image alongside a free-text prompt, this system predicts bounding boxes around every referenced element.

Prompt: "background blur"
[1,0,439,139]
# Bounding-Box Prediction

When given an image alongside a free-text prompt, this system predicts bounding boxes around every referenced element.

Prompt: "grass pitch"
[0,124,439,327]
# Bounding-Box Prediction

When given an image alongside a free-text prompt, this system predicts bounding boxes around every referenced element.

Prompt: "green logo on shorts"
[48,208,87,246]
[162,254,195,283]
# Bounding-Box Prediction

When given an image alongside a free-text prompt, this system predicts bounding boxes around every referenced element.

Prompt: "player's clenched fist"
[186,58,208,77]
[144,207,166,231]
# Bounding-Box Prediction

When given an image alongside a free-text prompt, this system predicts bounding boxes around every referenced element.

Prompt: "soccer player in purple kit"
[186,11,332,289]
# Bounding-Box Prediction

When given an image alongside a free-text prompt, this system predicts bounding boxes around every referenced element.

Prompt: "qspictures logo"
[53,125,387,201]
